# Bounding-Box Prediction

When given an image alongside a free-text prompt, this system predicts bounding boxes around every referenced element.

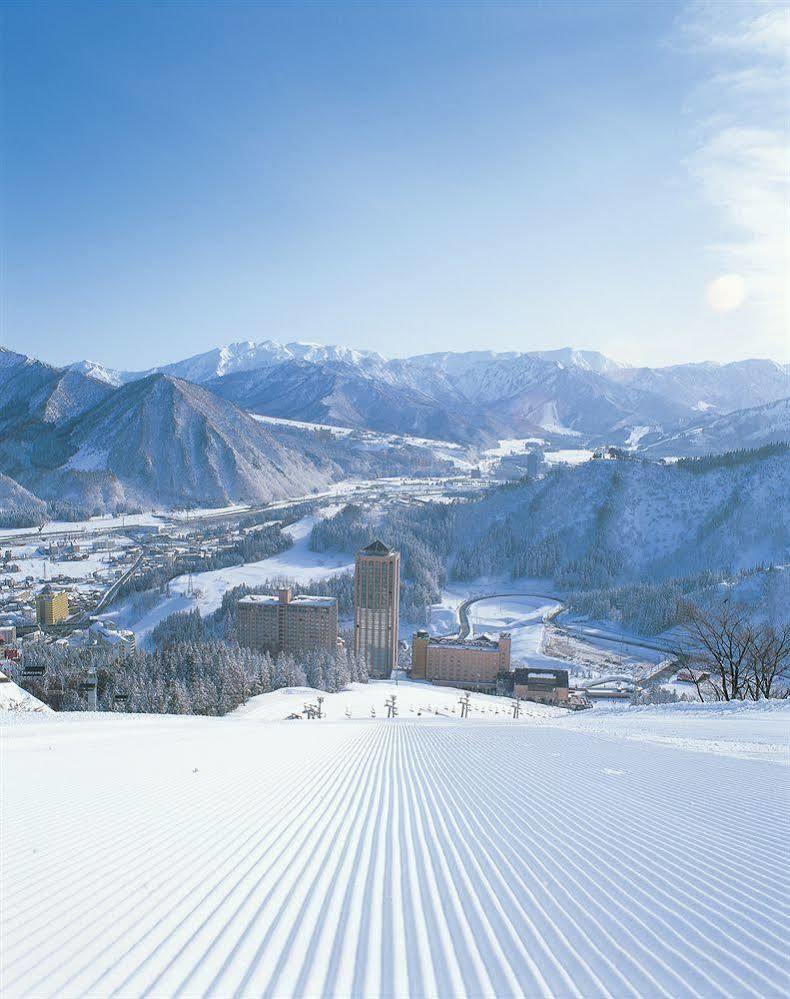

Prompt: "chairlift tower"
[78,667,98,711]
[459,691,471,719]
[385,694,398,718]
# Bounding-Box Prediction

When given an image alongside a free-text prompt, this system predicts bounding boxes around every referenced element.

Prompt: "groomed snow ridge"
[2,709,788,998]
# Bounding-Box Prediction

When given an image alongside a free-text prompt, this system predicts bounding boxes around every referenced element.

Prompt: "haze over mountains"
[1,339,787,520]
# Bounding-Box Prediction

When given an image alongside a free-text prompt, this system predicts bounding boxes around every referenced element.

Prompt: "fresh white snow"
[234,679,562,723]
[2,698,788,997]
[482,438,548,459]
[563,699,790,762]
[624,425,652,448]
[0,672,52,712]
[543,448,595,466]
[466,594,562,664]
[0,511,162,541]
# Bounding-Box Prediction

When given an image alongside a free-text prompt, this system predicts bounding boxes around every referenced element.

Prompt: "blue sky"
[2,1,786,369]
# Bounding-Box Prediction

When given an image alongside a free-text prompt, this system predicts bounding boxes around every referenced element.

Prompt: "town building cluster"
[237,536,570,706]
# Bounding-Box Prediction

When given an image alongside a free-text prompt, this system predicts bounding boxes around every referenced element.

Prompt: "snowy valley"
[2,339,788,999]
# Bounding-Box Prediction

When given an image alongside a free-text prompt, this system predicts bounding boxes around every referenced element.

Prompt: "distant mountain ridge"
[68,340,389,387]
[64,339,788,446]
[0,348,338,516]
[0,347,463,522]
[0,339,787,521]
[639,398,790,457]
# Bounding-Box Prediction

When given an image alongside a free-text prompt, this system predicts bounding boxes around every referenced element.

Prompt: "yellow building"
[35,585,70,626]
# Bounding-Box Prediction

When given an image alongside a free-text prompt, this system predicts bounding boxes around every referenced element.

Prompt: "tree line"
[9,640,369,716]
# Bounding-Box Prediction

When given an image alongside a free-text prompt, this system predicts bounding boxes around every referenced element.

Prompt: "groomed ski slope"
[2,704,789,998]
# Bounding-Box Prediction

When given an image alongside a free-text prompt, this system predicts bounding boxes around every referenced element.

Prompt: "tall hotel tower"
[354,540,400,678]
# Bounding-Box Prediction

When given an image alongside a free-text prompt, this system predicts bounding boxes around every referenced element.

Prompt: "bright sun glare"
[705,273,747,313]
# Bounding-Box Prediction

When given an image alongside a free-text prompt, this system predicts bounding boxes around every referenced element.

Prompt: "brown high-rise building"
[411,630,511,690]
[236,587,338,656]
[354,540,400,678]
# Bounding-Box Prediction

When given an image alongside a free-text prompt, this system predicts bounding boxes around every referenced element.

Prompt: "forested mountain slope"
[0,347,113,432]
[18,375,334,511]
[0,473,47,528]
[305,446,787,631]
[450,448,788,588]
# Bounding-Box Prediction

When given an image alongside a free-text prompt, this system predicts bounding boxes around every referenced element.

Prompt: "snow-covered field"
[428,584,679,683]
[168,512,353,615]
[3,695,788,998]
[251,413,475,469]
[0,545,128,594]
[0,511,162,541]
[482,437,548,458]
[480,439,594,470]
[565,700,790,762]
[467,594,562,664]
[234,679,563,723]
[543,448,595,466]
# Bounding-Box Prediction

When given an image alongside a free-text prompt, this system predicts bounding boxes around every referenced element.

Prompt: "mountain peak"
[535,347,624,374]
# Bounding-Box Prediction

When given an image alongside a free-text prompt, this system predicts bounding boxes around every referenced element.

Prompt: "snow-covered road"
[3,708,788,998]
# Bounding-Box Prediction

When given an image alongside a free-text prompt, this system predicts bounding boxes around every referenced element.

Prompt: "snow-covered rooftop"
[239,594,337,607]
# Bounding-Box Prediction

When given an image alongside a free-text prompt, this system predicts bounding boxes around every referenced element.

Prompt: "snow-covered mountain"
[1,347,114,430]
[0,471,47,527]
[67,359,129,387]
[208,359,484,444]
[0,347,463,518]
[66,338,789,446]
[534,347,625,375]
[0,339,782,522]
[449,446,789,587]
[609,358,789,414]
[5,374,335,511]
[71,340,390,386]
[0,348,343,514]
[206,346,684,443]
[640,398,790,457]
